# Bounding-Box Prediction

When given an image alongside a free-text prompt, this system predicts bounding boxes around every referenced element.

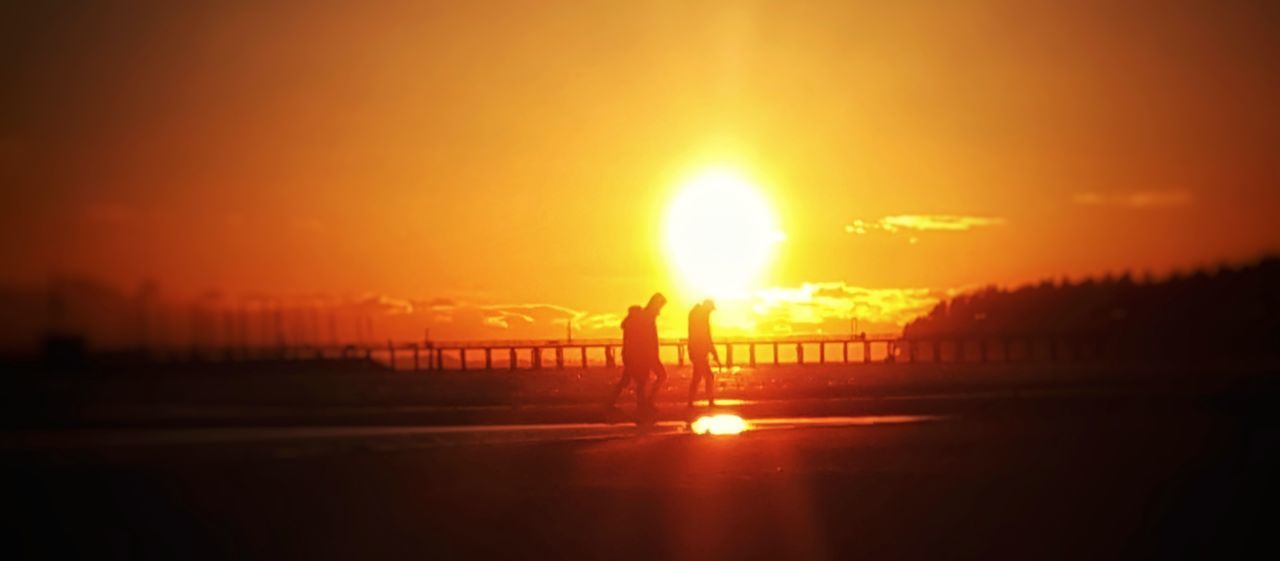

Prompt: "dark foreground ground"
[5,373,1280,560]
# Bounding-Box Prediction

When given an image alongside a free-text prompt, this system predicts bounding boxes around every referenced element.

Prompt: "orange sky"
[2,1,1279,341]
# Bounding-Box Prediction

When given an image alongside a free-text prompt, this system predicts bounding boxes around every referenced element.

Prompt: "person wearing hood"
[687,299,721,407]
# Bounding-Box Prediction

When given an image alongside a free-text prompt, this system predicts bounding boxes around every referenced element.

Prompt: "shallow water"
[3,414,945,451]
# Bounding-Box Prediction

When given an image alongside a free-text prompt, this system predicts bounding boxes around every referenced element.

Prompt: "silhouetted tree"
[903,256,1280,360]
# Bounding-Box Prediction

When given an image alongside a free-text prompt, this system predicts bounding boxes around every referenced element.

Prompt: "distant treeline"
[903,256,1280,359]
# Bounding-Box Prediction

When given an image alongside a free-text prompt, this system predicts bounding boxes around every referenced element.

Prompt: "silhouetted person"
[606,305,647,410]
[639,292,667,410]
[687,299,721,407]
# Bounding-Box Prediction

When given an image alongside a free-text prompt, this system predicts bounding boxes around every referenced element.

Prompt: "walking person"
[638,293,668,411]
[687,299,721,407]
[606,305,646,411]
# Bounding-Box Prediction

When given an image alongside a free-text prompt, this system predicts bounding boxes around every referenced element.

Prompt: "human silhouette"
[686,299,721,407]
[639,292,667,410]
[606,305,646,410]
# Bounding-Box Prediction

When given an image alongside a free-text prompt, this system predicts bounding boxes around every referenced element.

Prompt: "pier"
[131,332,1111,372]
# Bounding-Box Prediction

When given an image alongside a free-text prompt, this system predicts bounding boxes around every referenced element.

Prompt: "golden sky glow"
[2,1,1279,344]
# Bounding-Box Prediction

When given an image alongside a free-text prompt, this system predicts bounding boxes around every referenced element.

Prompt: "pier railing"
[405,334,907,371]
[134,332,1113,372]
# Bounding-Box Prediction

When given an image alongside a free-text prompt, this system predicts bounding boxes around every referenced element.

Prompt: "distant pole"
[273,304,285,351]
[308,308,319,349]
[423,330,433,371]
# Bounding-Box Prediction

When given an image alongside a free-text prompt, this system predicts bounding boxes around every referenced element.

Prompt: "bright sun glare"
[665,168,783,299]
[690,414,750,435]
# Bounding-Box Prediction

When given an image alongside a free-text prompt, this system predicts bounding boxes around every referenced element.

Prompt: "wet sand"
[6,387,1278,560]
[9,360,1278,428]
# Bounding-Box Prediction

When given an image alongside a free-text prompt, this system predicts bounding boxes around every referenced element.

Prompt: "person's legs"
[705,365,716,407]
[646,362,667,409]
[686,369,699,407]
[688,356,708,406]
[605,368,632,407]
[633,370,648,411]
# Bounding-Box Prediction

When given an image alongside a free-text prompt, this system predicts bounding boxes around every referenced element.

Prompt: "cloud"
[844,215,1005,241]
[428,286,943,340]
[1073,189,1193,208]
[342,285,945,343]
[482,311,533,330]
[0,277,951,351]
[670,282,945,337]
[355,294,416,315]
[575,311,625,332]
[881,215,1006,232]
[479,303,581,323]
[749,282,943,332]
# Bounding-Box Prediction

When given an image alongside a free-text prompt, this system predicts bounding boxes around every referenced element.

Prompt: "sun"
[664,167,783,299]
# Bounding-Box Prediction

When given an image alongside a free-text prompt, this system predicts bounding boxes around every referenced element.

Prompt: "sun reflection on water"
[690,414,749,436]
